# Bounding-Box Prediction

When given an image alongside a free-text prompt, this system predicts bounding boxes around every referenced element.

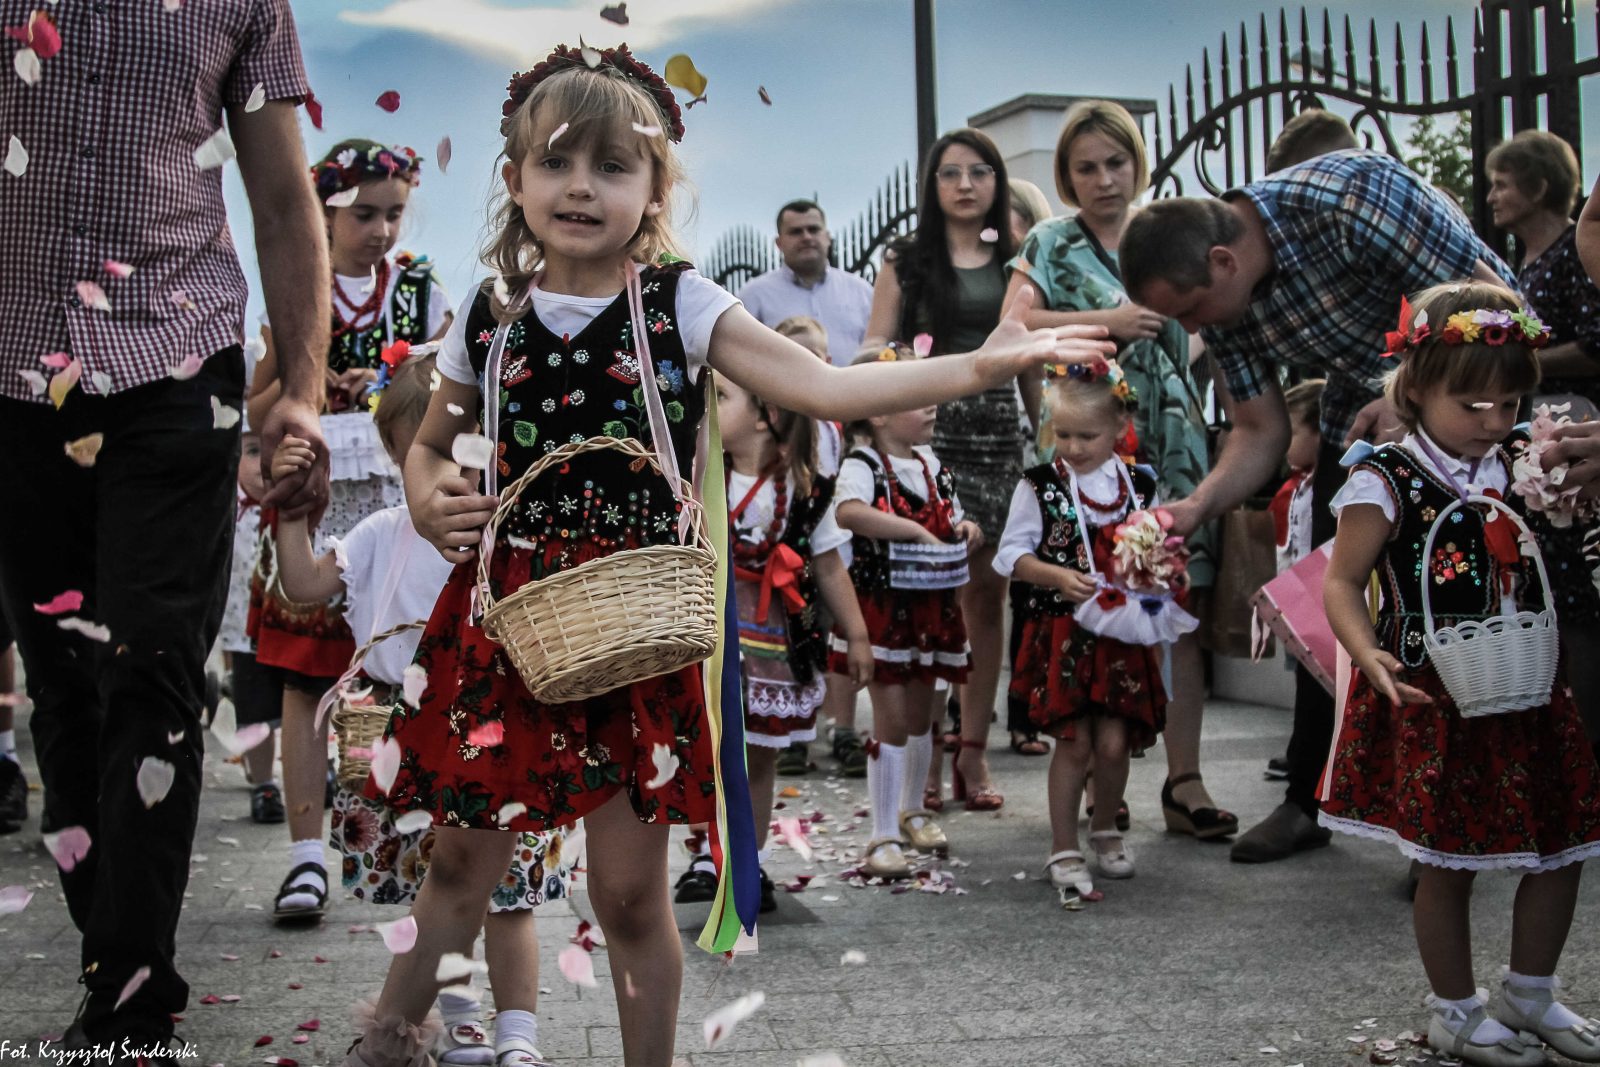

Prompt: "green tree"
[1405,111,1474,213]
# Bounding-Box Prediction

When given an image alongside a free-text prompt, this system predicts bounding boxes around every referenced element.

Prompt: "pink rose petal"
[375,90,401,112]
[75,281,110,312]
[378,916,417,954]
[466,720,503,748]
[43,826,92,871]
[33,590,83,615]
[0,885,35,914]
[557,944,598,987]
[136,756,176,808]
[912,333,933,358]
[435,135,451,174]
[104,259,135,279]
[979,227,999,243]
[295,1018,320,1032]
[369,736,401,794]
[39,351,70,369]
[169,353,204,380]
[774,816,814,862]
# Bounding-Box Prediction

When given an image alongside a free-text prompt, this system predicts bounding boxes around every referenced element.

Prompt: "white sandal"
[436,1018,494,1066]
[1044,850,1093,895]
[1427,992,1548,1067]
[495,1038,555,1066]
[1495,972,1600,1062]
[1089,830,1134,879]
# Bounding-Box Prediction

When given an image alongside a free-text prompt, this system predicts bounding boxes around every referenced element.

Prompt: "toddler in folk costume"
[829,345,984,881]
[996,362,1184,901]
[271,353,573,1066]
[345,42,1113,1067]
[714,371,870,912]
[1322,282,1600,1067]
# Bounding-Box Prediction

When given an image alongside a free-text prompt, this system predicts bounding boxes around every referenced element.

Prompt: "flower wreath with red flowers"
[1047,354,1139,408]
[1381,295,1551,358]
[501,43,686,142]
[310,143,423,203]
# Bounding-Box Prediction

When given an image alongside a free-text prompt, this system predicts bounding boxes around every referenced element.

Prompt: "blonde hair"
[1283,378,1326,429]
[844,345,920,445]
[374,353,437,456]
[1008,178,1053,233]
[1383,281,1541,431]
[483,66,689,315]
[1054,100,1150,207]
[775,315,827,344]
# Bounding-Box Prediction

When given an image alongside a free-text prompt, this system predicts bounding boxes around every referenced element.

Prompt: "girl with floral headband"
[345,43,1113,1066]
[995,360,1180,904]
[1324,280,1600,1066]
[245,137,453,929]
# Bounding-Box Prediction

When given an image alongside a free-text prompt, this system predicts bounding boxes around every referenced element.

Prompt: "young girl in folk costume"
[830,345,983,880]
[273,354,571,1067]
[247,138,453,922]
[715,372,870,911]
[347,43,1110,1066]
[1323,282,1600,1067]
[996,364,1168,900]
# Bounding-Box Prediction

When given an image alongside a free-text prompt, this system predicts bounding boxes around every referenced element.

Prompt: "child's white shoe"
[1044,850,1093,895]
[436,1018,495,1066]
[1495,971,1600,1062]
[495,1037,554,1066]
[861,838,912,880]
[1089,830,1134,879]
[1427,991,1548,1067]
[899,809,948,854]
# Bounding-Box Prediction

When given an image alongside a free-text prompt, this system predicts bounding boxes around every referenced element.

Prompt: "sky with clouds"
[224,0,1600,320]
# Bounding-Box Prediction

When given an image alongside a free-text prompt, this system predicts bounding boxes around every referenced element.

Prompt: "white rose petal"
[703,991,766,1051]
[244,83,265,112]
[393,810,432,835]
[14,47,40,86]
[211,396,241,430]
[4,134,28,176]
[193,127,236,171]
[451,433,494,470]
[135,757,176,808]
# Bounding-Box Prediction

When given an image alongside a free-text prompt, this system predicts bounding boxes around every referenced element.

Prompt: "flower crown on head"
[502,43,685,142]
[310,143,423,203]
[1381,294,1551,359]
[1050,355,1138,408]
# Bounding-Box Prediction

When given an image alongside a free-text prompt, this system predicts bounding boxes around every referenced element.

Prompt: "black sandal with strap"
[273,861,330,922]
[1161,773,1238,840]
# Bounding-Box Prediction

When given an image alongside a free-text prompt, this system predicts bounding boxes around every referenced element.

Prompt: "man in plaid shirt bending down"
[0,1,330,1059]
[1120,149,1514,865]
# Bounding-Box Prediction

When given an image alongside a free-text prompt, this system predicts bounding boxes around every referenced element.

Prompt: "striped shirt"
[1201,150,1515,442]
[0,0,309,402]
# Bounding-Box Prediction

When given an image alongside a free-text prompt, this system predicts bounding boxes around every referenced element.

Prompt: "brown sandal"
[951,740,1004,811]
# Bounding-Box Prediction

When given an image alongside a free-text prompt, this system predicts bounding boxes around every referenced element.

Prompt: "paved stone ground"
[1,695,1597,1067]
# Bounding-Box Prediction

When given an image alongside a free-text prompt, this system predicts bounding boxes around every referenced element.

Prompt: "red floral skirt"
[246,509,355,679]
[828,586,969,685]
[1009,613,1166,750]
[373,543,718,833]
[1320,664,1600,869]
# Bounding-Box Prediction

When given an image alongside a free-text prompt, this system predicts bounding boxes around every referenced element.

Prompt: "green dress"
[1010,217,1216,587]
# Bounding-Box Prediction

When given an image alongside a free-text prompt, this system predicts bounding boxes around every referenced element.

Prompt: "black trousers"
[0,349,242,1038]
[1283,437,1346,815]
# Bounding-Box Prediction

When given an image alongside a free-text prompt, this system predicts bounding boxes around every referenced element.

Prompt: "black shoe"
[758,868,777,914]
[250,782,286,824]
[775,743,809,777]
[830,729,867,779]
[1160,773,1239,840]
[1230,801,1332,863]
[0,758,26,834]
[673,859,717,904]
[1264,755,1290,780]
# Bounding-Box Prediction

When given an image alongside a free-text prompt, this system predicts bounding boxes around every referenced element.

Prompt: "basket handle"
[1418,494,1553,638]
[473,434,709,616]
[315,618,428,731]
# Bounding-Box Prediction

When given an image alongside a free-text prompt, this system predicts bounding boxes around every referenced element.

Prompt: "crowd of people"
[6,5,1600,1067]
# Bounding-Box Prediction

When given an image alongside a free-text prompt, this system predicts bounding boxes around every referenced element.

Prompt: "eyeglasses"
[935,163,996,184]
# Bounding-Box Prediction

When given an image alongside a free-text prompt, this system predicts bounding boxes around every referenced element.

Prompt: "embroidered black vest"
[1357,441,1538,669]
[1013,460,1158,619]
[463,262,706,578]
[775,477,836,684]
[329,256,436,375]
[842,449,959,593]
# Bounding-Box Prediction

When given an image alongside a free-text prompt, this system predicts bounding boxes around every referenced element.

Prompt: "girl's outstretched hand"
[1355,648,1434,706]
[974,286,1115,389]
[414,474,499,564]
[271,434,316,482]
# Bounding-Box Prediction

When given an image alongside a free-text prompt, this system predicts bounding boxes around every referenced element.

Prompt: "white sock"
[278,838,327,910]
[495,1009,540,1055]
[868,741,906,841]
[1505,970,1588,1030]
[437,984,483,1026]
[1431,992,1518,1045]
[901,730,932,813]
[0,728,14,758]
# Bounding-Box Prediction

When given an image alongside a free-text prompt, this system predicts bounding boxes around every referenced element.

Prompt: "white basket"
[1420,495,1557,718]
[887,540,969,590]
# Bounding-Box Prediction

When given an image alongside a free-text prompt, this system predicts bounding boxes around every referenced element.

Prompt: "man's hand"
[1344,395,1406,449]
[1544,422,1600,500]
[258,394,328,518]
[1160,496,1208,539]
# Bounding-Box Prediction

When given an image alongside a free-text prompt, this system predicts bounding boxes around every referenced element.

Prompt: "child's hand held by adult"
[270,434,316,481]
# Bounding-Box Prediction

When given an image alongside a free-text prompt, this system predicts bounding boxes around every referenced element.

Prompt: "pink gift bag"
[1250,543,1337,694]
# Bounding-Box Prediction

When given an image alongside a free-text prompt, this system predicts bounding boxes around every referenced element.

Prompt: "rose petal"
[324,187,359,208]
[193,127,236,171]
[391,810,432,836]
[136,756,176,808]
[496,801,526,824]
[451,433,494,470]
[0,885,35,915]
[466,720,503,748]
[600,3,629,25]
[758,85,772,106]
[4,133,29,176]
[435,135,451,174]
[558,944,598,987]
[169,289,196,311]
[435,952,488,984]
[244,83,265,113]
[296,1018,320,1032]
[643,742,678,790]
[103,259,135,279]
[377,916,417,954]
[631,122,661,138]
[57,616,110,643]
[979,227,999,243]
[774,816,813,862]
[13,46,39,86]
[703,991,766,1050]
[212,396,241,430]
[18,368,46,395]
[369,736,401,794]
[169,353,204,380]
[375,90,401,112]
[43,826,92,872]
[400,662,428,708]
[33,590,84,615]
[548,121,570,149]
[254,1036,273,1048]
[911,333,933,358]
[840,950,866,965]
[49,357,81,408]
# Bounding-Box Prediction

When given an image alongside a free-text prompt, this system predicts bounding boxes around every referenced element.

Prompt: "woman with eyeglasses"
[863,127,1020,812]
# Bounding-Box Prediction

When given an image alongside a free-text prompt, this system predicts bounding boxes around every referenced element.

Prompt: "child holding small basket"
[1322,282,1600,1067]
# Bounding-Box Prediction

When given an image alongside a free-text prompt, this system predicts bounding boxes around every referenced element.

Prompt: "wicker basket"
[1421,495,1557,718]
[477,435,718,704]
[325,621,425,791]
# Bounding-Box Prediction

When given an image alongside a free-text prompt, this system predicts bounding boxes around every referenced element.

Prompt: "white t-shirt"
[834,445,964,524]
[729,470,848,558]
[436,270,739,387]
[333,506,456,686]
[993,457,1148,577]
[263,256,451,342]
